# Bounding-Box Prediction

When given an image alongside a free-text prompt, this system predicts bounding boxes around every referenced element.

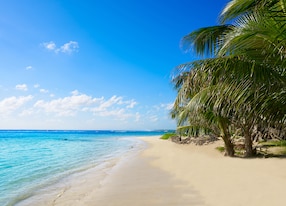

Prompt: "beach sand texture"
[22,136,286,206]
[141,137,286,206]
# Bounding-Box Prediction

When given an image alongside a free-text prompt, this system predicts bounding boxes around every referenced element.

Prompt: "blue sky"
[0,0,229,130]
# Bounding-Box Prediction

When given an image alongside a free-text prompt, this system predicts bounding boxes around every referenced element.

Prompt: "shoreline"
[18,135,286,206]
[15,136,151,206]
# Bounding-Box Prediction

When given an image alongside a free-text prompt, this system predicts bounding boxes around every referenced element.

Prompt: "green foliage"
[260,140,286,147]
[216,146,225,153]
[160,133,176,140]
[255,140,286,157]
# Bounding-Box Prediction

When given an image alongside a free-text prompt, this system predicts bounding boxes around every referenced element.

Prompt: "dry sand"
[20,136,286,206]
[141,137,286,206]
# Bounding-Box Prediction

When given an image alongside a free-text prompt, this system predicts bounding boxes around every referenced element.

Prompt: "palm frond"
[220,0,285,23]
[181,25,234,57]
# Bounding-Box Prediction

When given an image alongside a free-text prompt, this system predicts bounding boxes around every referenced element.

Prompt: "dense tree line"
[171,0,286,157]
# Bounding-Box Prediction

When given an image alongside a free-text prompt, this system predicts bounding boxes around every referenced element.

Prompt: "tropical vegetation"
[160,133,176,140]
[171,0,286,157]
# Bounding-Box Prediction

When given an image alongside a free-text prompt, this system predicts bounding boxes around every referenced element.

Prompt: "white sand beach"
[141,137,286,206]
[21,136,286,206]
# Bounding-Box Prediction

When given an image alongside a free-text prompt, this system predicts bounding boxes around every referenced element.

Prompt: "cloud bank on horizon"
[0,83,174,130]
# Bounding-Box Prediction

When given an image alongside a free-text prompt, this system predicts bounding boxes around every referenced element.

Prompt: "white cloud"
[42,41,79,54]
[34,92,102,116]
[26,66,33,70]
[87,96,139,121]
[31,92,138,120]
[0,89,175,129]
[71,90,79,96]
[0,95,33,115]
[149,115,158,122]
[97,96,137,110]
[15,84,28,91]
[34,84,40,88]
[95,95,123,111]
[161,102,173,110]
[42,41,56,50]
[126,99,137,108]
[140,102,174,125]
[40,89,49,93]
[135,112,140,122]
[57,41,79,54]
[154,102,174,111]
[97,108,132,120]
[19,109,34,117]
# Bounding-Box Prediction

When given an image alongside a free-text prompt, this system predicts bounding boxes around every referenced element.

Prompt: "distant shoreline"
[0,129,175,132]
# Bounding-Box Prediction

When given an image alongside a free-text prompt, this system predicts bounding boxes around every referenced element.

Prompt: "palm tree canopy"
[172,0,286,156]
[220,0,286,24]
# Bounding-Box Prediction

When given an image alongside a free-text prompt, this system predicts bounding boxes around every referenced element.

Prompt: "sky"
[0,0,229,130]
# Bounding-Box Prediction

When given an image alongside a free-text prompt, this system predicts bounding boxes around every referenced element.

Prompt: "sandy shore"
[141,137,286,206]
[20,136,286,206]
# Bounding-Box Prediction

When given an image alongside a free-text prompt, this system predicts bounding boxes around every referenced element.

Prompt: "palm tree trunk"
[219,120,235,157]
[222,135,235,157]
[244,128,255,157]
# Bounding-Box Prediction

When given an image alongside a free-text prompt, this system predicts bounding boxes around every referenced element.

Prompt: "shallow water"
[0,130,166,206]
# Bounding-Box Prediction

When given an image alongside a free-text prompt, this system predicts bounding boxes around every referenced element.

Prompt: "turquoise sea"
[0,130,167,206]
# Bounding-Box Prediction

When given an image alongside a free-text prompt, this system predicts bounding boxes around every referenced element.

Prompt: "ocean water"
[0,130,166,206]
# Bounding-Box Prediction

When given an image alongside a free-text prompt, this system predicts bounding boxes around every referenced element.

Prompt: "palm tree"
[172,0,286,157]
[172,61,236,156]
